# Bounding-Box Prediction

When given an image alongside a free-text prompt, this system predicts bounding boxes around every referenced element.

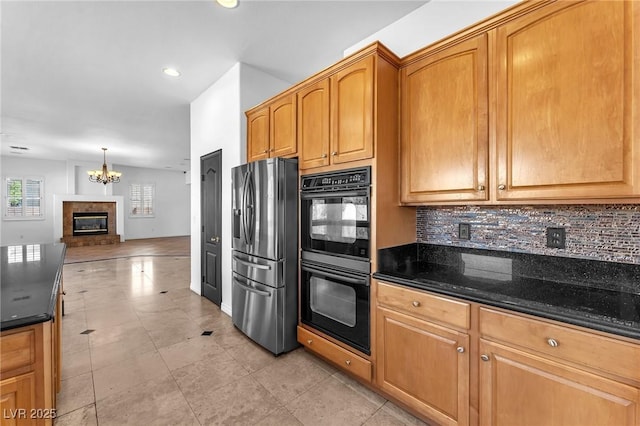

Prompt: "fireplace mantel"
[53,194,125,243]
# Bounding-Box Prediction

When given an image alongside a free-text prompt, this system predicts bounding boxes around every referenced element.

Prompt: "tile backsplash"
[416,205,640,265]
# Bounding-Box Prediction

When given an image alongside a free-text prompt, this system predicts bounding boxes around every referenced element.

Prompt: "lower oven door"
[300,262,370,355]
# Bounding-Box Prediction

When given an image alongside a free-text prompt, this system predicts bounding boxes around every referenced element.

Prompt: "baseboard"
[221,302,232,317]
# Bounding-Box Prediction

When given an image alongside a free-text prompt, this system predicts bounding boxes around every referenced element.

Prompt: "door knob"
[477,185,485,191]
[332,151,338,156]
[210,236,219,243]
[456,346,465,353]
[321,153,328,158]
[481,354,490,362]
[498,184,506,190]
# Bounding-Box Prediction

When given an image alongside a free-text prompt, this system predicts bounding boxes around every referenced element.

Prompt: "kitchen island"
[1,243,65,425]
[373,243,640,426]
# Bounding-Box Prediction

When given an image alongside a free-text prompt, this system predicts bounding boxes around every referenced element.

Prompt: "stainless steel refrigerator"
[231,157,299,355]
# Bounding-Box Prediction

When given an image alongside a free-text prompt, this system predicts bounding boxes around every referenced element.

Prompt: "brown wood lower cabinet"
[479,339,639,426]
[371,281,640,426]
[297,326,372,382]
[479,307,640,426]
[0,319,60,425]
[376,306,469,426]
[0,372,37,425]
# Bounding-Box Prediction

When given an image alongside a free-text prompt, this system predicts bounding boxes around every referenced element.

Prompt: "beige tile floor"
[55,255,428,425]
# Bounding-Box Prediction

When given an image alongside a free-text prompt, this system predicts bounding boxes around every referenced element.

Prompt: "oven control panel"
[301,167,371,191]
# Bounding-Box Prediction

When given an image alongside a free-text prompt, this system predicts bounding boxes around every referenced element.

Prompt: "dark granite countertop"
[1,243,66,331]
[374,243,640,340]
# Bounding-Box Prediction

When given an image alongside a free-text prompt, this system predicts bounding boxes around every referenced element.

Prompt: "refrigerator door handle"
[233,277,272,297]
[232,255,272,270]
[245,170,256,244]
[241,170,250,245]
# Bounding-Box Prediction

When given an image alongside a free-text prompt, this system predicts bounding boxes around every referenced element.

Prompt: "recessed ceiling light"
[163,67,181,77]
[217,0,238,9]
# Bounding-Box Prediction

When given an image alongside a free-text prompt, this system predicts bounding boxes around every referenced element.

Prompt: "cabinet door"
[479,339,640,426]
[270,94,297,158]
[298,79,330,169]
[246,107,270,162]
[377,306,469,426]
[0,372,37,426]
[495,1,640,200]
[331,56,374,164]
[401,34,489,203]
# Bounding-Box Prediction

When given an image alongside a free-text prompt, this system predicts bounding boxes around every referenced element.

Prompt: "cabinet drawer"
[479,308,640,382]
[297,326,371,382]
[377,282,470,330]
[0,329,36,374]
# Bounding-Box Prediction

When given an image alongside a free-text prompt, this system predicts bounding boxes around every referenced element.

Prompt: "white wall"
[189,62,290,315]
[0,157,67,245]
[345,0,519,58]
[111,165,190,240]
[1,155,189,245]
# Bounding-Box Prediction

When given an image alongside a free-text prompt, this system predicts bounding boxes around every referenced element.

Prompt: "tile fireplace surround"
[53,193,125,247]
[62,201,120,247]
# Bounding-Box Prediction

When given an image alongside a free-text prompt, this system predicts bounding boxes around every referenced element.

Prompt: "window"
[129,183,154,217]
[4,177,44,219]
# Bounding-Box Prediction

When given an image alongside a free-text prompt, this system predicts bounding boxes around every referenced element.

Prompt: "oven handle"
[302,264,369,286]
[232,255,271,270]
[233,277,272,297]
[300,190,368,200]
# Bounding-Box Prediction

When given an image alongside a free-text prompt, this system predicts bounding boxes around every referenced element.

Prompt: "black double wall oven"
[300,167,371,355]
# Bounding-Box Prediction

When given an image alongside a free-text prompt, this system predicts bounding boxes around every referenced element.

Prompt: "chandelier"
[87,148,122,185]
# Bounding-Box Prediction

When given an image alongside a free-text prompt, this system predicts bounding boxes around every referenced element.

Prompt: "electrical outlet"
[459,223,471,240]
[546,227,566,249]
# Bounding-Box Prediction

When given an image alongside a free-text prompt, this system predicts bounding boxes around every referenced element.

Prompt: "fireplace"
[73,212,108,236]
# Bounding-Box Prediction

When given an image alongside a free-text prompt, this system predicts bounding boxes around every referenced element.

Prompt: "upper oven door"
[301,188,370,259]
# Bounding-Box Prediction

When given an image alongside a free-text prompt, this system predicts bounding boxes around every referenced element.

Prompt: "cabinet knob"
[270,149,275,152]
[481,354,490,362]
[412,300,421,307]
[477,185,485,191]
[332,151,338,156]
[345,360,351,366]
[322,153,328,158]
[498,184,506,190]
[307,339,313,345]
[547,338,559,348]
[456,346,465,353]
[263,150,268,154]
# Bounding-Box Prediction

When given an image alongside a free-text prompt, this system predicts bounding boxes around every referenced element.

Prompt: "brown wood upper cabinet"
[298,79,331,169]
[401,0,640,204]
[299,55,375,170]
[401,34,489,203]
[495,0,639,201]
[246,93,297,163]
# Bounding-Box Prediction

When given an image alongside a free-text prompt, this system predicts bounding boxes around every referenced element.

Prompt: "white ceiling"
[1,0,429,172]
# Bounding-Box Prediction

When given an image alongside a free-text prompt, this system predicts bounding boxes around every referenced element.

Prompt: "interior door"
[201,150,222,306]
